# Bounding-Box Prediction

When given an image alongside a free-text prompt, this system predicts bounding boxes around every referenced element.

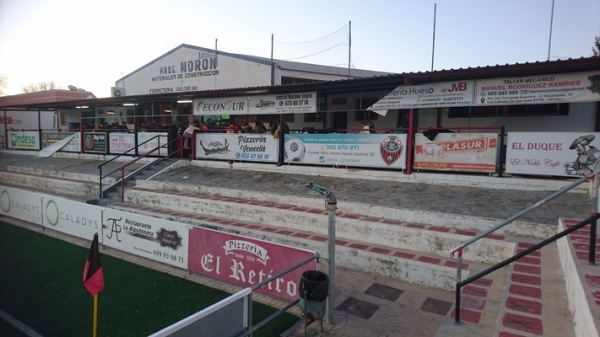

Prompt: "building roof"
[115,43,393,84]
[1,56,598,110]
[0,90,96,109]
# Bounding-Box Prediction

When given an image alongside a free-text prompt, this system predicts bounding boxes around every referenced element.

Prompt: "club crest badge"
[380,135,404,166]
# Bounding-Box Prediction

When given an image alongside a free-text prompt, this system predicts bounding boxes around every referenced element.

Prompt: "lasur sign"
[188,227,317,301]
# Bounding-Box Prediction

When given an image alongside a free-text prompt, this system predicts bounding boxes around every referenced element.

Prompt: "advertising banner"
[187,226,317,301]
[109,133,136,155]
[195,133,278,162]
[283,133,407,169]
[194,96,249,115]
[0,187,42,225]
[476,71,600,106]
[41,132,76,148]
[102,208,189,269]
[8,130,40,150]
[137,132,169,157]
[414,133,498,173]
[368,81,475,115]
[84,132,107,154]
[248,92,317,114]
[58,133,81,152]
[506,132,600,177]
[42,196,102,239]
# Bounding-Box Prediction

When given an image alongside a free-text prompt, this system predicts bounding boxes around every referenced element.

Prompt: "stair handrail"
[449,172,597,290]
[98,135,183,198]
[115,137,185,201]
[453,213,600,323]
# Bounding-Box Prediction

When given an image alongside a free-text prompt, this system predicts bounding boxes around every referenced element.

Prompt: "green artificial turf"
[0,222,298,337]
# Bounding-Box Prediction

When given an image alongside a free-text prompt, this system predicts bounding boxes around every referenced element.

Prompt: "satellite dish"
[68,85,78,91]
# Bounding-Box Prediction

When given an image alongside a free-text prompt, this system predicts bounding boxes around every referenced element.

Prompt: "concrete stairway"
[1,153,598,337]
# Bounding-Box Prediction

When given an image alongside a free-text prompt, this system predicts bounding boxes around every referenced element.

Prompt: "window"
[354,97,379,121]
[448,103,569,118]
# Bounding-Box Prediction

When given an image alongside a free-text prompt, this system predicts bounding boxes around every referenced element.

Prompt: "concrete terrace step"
[0,170,103,198]
[110,201,475,290]
[436,238,578,337]
[125,185,516,265]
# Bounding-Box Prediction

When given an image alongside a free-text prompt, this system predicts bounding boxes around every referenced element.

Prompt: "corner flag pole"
[93,295,99,337]
[83,233,104,337]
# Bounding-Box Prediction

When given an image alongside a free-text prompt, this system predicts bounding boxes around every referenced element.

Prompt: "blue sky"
[0,0,598,98]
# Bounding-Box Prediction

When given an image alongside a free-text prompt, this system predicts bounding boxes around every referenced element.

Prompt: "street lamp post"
[304,181,337,324]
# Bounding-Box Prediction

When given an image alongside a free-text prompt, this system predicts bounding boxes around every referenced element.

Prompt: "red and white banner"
[109,133,136,154]
[187,227,317,301]
[137,132,169,157]
[506,132,600,177]
[414,133,498,173]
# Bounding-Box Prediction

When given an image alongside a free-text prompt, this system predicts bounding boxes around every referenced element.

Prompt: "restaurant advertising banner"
[367,81,475,116]
[195,133,278,162]
[506,132,600,177]
[187,226,317,301]
[283,133,407,169]
[414,133,498,173]
[42,196,102,239]
[476,71,600,106]
[109,133,136,154]
[137,132,169,156]
[248,92,317,114]
[102,208,189,269]
[0,187,42,225]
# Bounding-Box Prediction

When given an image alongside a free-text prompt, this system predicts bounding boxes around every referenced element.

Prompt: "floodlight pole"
[305,182,337,324]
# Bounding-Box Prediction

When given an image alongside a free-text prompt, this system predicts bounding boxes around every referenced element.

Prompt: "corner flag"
[83,233,104,296]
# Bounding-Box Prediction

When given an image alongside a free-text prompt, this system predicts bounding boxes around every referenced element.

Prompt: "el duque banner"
[506,132,600,177]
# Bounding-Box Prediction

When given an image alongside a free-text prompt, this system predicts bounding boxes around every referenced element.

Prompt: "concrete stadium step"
[0,170,103,197]
[436,238,579,337]
[110,201,478,290]
[125,185,516,265]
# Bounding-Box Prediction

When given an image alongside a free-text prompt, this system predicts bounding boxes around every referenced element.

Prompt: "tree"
[22,81,59,93]
[593,36,600,57]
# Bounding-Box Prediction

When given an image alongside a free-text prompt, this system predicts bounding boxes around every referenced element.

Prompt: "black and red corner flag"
[83,233,104,296]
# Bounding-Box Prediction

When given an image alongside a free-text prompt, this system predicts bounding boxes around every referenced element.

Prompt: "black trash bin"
[299,270,329,301]
[299,270,329,319]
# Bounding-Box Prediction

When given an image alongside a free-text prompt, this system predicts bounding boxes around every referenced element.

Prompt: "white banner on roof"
[194,92,317,116]
[367,81,475,116]
[248,92,317,114]
[476,71,600,106]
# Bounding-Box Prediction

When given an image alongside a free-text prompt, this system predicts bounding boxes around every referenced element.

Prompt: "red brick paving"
[509,284,542,299]
[502,313,543,335]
